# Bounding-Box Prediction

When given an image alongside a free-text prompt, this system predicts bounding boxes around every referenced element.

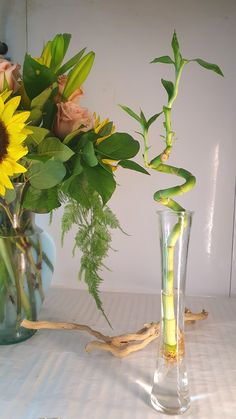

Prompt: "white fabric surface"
[0,288,236,419]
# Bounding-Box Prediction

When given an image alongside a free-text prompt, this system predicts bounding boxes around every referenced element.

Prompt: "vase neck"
[0,183,35,236]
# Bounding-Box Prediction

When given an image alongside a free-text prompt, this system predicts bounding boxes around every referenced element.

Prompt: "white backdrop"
[1,0,236,296]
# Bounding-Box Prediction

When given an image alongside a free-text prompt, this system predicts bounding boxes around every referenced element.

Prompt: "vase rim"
[156,209,194,216]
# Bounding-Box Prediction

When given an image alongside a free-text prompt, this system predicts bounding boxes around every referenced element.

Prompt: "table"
[0,288,236,419]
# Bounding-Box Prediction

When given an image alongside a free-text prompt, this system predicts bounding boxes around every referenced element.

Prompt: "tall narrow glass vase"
[151,210,193,415]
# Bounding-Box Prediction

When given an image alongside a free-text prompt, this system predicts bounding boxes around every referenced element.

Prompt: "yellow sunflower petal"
[0,184,6,196]
[0,90,12,103]
[1,96,21,124]
[7,111,30,126]
[0,172,14,189]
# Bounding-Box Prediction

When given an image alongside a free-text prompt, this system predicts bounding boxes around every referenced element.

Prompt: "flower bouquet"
[0,33,147,342]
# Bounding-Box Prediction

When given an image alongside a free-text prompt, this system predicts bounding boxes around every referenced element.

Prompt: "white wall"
[4,0,236,296]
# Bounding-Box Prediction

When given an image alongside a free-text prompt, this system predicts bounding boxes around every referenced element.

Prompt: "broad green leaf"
[161,79,174,101]
[147,111,163,128]
[56,47,86,76]
[71,155,83,175]
[151,55,174,64]
[171,31,182,69]
[62,51,95,99]
[28,160,66,189]
[23,53,56,99]
[61,173,91,208]
[192,58,224,76]
[25,126,50,146]
[96,133,140,159]
[23,186,61,213]
[118,160,150,175]
[84,165,116,205]
[119,104,141,123]
[83,141,98,167]
[37,137,74,162]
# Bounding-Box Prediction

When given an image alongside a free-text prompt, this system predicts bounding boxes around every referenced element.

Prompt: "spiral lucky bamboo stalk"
[121,31,223,357]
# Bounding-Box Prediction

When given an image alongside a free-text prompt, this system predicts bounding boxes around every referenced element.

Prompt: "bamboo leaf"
[192,58,224,76]
[119,104,141,123]
[151,55,174,64]
[161,79,174,101]
[171,31,182,69]
[147,111,163,128]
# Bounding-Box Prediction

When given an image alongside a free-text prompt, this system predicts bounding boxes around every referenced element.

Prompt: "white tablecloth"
[0,288,236,419]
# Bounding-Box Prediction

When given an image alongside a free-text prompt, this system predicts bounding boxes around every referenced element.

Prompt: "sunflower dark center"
[0,121,9,162]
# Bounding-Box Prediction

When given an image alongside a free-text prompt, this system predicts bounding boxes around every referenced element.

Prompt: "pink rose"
[54,75,84,103]
[0,59,21,92]
[54,101,94,138]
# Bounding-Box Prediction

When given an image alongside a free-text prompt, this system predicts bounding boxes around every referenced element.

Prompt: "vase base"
[150,393,190,415]
[0,327,37,345]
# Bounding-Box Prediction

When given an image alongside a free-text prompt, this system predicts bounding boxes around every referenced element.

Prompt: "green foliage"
[96,132,140,159]
[27,160,66,189]
[151,55,174,64]
[118,160,150,174]
[62,52,95,100]
[23,186,61,213]
[23,54,56,99]
[191,58,224,76]
[61,192,121,324]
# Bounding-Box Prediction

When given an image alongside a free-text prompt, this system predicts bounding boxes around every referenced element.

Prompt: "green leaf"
[97,121,114,137]
[171,31,182,69]
[42,100,57,130]
[84,165,116,205]
[140,109,147,127]
[23,186,61,213]
[147,111,163,128]
[36,137,75,162]
[62,33,71,57]
[119,105,141,123]
[28,160,66,189]
[25,126,50,147]
[62,51,95,99]
[151,55,174,64]
[83,141,98,167]
[31,86,53,110]
[61,173,91,208]
[29,108,43,126]
[192,58,224,76]
[63,129,83,145]
[118,160,150,175]
[96,133,140,160]
[23,53,57,99]
[51,34,65,71]
[56,47,86,76]
[4,188,16,204]
[161,79,174,101]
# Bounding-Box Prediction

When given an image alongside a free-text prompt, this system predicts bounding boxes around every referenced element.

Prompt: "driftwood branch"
[21,308,208,358]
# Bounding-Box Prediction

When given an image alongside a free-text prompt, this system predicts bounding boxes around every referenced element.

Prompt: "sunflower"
[0,91,31,196]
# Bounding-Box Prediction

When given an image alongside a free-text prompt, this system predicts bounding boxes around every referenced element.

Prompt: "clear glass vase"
[150,210,193,415]
[0,183,56,344]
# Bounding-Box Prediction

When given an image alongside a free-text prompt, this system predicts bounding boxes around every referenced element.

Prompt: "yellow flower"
[94,113,115,145]
[93,114,118,171]
[0,92,31,196]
